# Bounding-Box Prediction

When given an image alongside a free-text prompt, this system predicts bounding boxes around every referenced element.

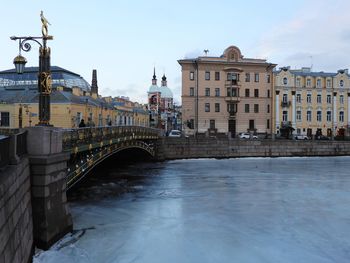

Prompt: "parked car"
[295,134,310,140]
[316,135,330,140]
[239,133,258,139]
[168,130,182,138]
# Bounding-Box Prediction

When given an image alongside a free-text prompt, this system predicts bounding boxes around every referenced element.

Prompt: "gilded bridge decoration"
[40,10,51,37]
[39,71,52,94]
[62,126,160,189]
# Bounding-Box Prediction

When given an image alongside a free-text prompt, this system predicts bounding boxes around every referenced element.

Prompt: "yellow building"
[0,67,147,129]
[274,67,350,138]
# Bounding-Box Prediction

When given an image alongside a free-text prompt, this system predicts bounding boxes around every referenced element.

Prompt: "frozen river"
[34,157,350,263]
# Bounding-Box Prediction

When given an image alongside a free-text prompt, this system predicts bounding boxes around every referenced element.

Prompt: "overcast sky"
[1,0,349,104]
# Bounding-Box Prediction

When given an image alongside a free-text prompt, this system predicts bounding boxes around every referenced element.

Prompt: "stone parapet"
[0,157,33,263]
[156,138,350,160]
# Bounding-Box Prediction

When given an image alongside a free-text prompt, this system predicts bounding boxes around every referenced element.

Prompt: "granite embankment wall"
[156,138,350,160]
[0,157,33,263]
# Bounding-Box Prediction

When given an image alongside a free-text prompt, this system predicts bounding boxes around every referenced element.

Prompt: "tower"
[91,69,98,95]
[152,67,157,86]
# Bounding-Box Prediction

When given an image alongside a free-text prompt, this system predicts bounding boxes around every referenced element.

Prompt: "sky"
[1,0,350,104]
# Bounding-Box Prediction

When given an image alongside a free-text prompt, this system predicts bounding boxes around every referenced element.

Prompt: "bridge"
[0,125,160,260]
[61,126,159,189]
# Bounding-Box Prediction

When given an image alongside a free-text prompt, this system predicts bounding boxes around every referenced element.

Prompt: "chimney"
[91,69,98,95]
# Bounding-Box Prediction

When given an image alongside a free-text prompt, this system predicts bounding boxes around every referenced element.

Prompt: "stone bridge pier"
[27,126,72,249]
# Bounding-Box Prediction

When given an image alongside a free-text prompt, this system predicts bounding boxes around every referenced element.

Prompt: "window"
[215,72,220,81]
[205,103,210,112]
[254,104,259,113]
[190,71,194,80]
[267,74,271,83]
[317,79,321,88]
[227,103,237,114]
[296,94,301,103]
[267,119,270,129]
[227,73,238,85]
[282,111,288,121]
[267,104,270,113]
[327,95,332,104]
[254,73,259,82]
[0,112,10,127]
[283,77,288,85]
[282,94,288,103]
[205,88,210,96]
[245,89,250,97]
[307,94,312,103]
[306,78,311,87]
[327,111,332,122]
[340,80,344,87]
[210,119,216,129]
[254,89,259,97]
[307,111,312,122]
[317,111,322,122]
[245,73,250,82]
[245,104,250,113]
[227,87,238,97]
[317,94,322,104]
[215,88,220,97]
[340,95,344,104]
[205,71,210,80]
[267,89,270,98]
[296,111,301,122]
[296,78,301,87]
[215,103,220,112]
[327,79,331,88]
[339,111,344,122]
[190,87,194,96]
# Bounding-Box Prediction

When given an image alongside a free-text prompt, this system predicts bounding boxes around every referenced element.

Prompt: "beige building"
[178,45,276,137]
[274,67,350,138]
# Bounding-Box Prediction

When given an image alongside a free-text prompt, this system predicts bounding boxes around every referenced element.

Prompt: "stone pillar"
[348,93,350,125]
[291,91,296,134]
[26,126,72,249]
[333,92,337,136]
[275,90,280,133]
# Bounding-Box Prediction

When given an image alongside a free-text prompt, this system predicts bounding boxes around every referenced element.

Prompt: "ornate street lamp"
[10,11,53,126]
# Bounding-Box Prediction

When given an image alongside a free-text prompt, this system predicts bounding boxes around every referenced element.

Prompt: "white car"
[239,133,258,139]
[295,134,309,140]
[168,130,182,138]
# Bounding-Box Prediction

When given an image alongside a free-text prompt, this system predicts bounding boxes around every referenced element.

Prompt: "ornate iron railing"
[66,140,155,190]
[62,125,160,153]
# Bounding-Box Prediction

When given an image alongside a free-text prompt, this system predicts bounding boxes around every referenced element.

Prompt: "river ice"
[33,157,350,263]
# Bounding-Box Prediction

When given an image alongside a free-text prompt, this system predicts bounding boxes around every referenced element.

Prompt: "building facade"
[178,45,276,137]
[274,67,350,138]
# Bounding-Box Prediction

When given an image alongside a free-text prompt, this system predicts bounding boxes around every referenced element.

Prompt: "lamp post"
[10,11,53,126]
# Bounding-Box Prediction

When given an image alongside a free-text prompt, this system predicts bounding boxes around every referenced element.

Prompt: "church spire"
[161,74,167,87]
[152,67,157,86]
[91,69,98,95]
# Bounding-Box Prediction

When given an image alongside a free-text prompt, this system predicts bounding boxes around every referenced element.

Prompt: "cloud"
[255,0,350,71]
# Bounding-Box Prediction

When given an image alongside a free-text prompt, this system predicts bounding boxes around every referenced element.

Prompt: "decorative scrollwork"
[22,41,32,52]
[40,72,52,94]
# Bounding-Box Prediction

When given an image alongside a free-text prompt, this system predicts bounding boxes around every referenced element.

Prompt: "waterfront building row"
[179,44,350,138]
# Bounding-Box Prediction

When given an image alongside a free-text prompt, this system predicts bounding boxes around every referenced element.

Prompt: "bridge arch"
[66,140,155,190]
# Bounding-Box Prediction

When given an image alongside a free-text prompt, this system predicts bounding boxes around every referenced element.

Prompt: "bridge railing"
[62,125,160,152]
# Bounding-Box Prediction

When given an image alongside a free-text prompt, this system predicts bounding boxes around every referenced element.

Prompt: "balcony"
[281,101,291,107]
[225,96,241,102]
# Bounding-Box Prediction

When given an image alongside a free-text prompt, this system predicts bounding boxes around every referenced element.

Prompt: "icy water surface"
[34,157,350,263]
